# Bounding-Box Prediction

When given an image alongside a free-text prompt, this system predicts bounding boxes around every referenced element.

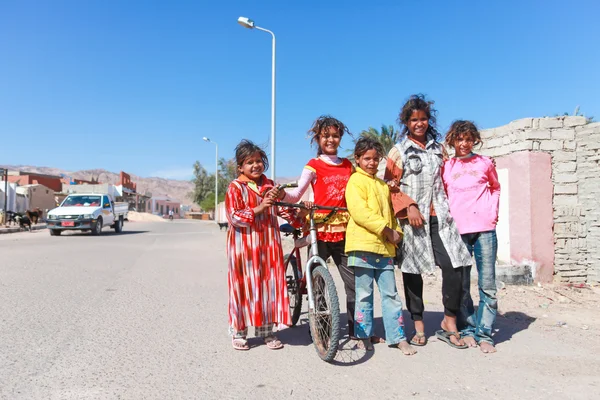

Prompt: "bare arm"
[282,168,315,203]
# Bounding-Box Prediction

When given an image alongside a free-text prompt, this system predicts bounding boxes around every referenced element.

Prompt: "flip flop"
[264,335,284,350]
[410,331,428,347]
[232,337,250,351]
[435,330,468,349]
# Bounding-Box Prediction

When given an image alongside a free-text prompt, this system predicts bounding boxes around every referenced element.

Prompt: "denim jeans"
[459,230,498,345]
[354,267,407,345]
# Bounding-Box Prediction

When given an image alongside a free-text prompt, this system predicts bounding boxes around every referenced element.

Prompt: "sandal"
[435,330,468,349]
[410,331,428,347]
[232,337,250,351]
[264,335,284,350]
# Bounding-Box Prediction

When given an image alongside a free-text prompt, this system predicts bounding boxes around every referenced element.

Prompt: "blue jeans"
[459,230,498,345]
[354,267,407,345]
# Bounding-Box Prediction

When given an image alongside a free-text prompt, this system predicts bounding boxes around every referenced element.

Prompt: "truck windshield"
[62,195,102,207]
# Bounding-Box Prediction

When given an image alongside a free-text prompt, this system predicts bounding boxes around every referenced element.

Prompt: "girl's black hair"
[307,115,352,155]
[397,94,440,141]
[353,136,385,159]
[234,139,269,171]
[445,120,482,148]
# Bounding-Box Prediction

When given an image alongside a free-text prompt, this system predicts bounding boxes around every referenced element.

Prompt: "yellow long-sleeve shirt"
[345,167,402,257]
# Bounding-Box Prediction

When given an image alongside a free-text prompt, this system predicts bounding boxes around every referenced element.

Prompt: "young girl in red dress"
[282,115,361,339]
[226,140,303,351]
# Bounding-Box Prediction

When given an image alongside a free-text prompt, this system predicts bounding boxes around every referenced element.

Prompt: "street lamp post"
[203,137,219,221]
[237,16,276,181]
[1,168,7,225]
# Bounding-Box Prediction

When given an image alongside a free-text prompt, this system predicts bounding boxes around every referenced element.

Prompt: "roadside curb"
[0,224,47,235]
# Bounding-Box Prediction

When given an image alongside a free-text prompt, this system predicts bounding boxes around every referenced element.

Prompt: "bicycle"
[274,186,346,362]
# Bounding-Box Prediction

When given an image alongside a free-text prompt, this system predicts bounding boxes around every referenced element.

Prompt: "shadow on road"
[493,311,536,344]
[277,312,374,366]
[59,230,149,237]
[416,310,535,345]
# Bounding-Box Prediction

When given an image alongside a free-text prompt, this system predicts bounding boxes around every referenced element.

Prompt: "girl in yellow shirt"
[345,137,416,355]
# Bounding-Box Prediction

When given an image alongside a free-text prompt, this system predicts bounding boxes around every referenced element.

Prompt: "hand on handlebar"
[301,201,314,210]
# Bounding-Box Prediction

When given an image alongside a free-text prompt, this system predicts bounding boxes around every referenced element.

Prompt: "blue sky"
[1,0,598,180]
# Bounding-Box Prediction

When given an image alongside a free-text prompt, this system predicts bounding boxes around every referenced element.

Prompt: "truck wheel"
[49,229,61,236]
[91,218,102,235]
[114,217,123,233]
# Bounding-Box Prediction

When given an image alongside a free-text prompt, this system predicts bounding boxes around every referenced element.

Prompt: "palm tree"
[347,124,400,162]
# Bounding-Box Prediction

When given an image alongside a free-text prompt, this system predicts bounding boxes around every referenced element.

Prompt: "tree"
[200,192,225,212]
[191,157,237,210]
[217,157,237,196]
[347,124,400,161]
[190,161,213,205]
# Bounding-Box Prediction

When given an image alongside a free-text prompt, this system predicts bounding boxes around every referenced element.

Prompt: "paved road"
[1,221,598,399]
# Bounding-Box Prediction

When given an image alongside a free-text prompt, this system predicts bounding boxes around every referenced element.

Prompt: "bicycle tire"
[284,254,303,326]
[308,265,341,362]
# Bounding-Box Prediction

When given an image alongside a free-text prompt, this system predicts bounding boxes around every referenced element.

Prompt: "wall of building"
[478,116,600,283]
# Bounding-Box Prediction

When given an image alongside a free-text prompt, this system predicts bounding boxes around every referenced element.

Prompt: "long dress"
[225,174,301,332]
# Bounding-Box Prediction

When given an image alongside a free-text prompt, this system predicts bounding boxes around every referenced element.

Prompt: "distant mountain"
[1,165,196,205]
[1,164,301,207]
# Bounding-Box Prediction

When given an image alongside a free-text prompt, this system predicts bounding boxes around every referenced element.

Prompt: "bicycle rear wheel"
[284,254,303,326]
[308,265,340,362]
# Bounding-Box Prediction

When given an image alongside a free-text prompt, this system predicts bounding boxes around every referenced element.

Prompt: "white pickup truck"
[46,193,128,236]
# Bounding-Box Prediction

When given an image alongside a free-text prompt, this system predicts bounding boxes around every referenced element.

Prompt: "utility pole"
[1,168,7,225]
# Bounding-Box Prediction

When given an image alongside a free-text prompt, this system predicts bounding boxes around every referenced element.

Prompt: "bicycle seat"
[279,223,295,233]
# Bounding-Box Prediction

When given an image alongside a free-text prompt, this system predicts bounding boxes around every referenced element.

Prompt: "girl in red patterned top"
[282,115,361,339]
[226,140,303,351]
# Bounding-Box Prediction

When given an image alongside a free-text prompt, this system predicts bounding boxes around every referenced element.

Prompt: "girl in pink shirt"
[443,120,500,354]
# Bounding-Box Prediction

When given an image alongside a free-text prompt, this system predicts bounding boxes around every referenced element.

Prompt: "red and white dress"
[225,174,301,334]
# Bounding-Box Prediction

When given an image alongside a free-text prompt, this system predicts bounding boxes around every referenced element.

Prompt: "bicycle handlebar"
[273,201,348,212]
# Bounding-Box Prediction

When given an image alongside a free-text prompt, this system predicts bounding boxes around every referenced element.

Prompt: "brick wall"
[479,116,600,283]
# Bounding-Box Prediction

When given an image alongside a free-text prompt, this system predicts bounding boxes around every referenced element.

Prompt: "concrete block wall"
[478,116,600,283]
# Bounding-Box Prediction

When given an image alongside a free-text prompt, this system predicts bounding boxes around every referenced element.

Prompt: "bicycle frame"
[276,199,345,312]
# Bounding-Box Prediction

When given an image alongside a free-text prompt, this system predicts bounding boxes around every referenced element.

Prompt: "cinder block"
[551,129,575,140]
[509,118,533,130]
[539,118,563,129]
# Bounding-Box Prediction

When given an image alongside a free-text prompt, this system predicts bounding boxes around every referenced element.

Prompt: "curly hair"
[397,94,440,141]
[307,115,351,155]
[353,136,385,160]
[234,139,269,171]
[445,120,482,148]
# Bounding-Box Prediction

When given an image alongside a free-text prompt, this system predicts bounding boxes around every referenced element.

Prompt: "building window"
[160,205,164,214]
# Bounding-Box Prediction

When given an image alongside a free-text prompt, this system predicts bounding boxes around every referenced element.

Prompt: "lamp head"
[203,137,210,142]
[237,16,255,29]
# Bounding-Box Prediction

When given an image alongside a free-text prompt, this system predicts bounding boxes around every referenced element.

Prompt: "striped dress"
[225,175,301,332]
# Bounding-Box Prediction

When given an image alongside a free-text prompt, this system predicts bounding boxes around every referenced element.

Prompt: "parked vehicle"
[46,193,128,236]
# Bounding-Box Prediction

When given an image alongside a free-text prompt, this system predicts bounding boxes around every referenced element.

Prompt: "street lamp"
[203,137,219,221]
[237,16,276,181]
[0,168,7,225]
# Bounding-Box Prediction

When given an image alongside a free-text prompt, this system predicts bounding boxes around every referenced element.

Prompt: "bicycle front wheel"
[308,265,341,362]
[284,254,303,326]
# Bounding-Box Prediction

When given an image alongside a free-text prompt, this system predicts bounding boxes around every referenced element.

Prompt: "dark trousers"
[317,240,355,336]
[402,216,463,320]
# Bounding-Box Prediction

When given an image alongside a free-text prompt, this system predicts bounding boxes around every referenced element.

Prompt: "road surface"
[1,221,598,399]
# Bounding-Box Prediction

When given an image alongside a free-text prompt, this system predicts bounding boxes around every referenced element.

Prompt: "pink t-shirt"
[442,154,501,235]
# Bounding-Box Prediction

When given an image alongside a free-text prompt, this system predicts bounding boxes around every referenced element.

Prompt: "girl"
[345,137,415,355]
[443,120,500,354]
[226,139,302,351]
[384,94,472,349]
[281,115,360,339]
